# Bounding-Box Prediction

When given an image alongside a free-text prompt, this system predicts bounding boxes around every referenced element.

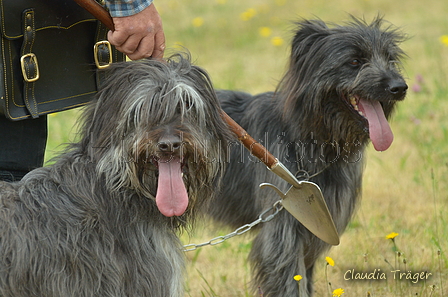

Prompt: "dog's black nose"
[158,142,182,152]
[388,79,408,98]
[158,136,182,152]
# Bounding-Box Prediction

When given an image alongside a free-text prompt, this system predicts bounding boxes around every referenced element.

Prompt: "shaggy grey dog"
[0,54,231,297]
[207,17,407,296]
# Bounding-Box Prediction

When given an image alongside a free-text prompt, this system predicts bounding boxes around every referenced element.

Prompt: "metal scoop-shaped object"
[260,181,339,245]
[223,116,340,245]
[73,0,339,246]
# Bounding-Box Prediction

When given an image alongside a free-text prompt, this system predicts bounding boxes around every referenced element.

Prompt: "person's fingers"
[126,36,154,60]
[108,3,165,60]
[151,31,166,60]
[109,30,164,60]
[107,30,128,48]
[119,36,142,57]
[109,27,145,57]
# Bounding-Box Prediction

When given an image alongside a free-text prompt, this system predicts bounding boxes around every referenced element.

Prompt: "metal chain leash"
[183,200,284,252]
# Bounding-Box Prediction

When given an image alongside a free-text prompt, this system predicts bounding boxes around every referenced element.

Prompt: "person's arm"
[104,0,165,60]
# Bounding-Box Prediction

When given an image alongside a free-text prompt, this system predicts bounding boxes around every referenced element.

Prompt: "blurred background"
[47,0,447,296]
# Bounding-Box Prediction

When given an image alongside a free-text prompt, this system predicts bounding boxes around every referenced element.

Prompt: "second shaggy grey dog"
[207,16,407,296]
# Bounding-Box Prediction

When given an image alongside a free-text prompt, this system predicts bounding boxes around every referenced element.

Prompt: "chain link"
[183,200,284,252]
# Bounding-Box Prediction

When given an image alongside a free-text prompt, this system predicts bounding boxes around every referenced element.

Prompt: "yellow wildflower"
[293,275,302,281]
[333,288,345,296]
[385,232,399,240]
[270,36,284,46]
[259,27,272,37]
[240,8,257,21]
[439,35,448,46]
[192,17,204,28]
[325,256,335,266]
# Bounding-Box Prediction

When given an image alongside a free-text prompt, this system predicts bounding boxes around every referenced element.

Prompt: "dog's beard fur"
[0,54,231,297]
[207,16,407,296]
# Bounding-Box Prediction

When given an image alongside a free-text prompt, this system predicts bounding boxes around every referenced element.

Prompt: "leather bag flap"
[1,0,96,40]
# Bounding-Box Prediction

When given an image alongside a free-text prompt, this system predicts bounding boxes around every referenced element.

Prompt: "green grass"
[45,0,448,295]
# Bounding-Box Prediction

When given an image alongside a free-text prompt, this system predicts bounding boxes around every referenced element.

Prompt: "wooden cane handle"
[74,0,279,169]
[73,0,115,31]
[221,111,278,169]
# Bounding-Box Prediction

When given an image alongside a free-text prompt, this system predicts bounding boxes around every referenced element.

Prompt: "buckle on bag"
[94,41,113,69]
[20,53,40,83]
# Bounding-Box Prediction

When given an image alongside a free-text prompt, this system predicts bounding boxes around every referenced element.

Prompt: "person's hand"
[108,3,165,60]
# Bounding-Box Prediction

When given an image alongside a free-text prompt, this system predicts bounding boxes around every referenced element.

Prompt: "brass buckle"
[20,53,40,83]
[94,40,113,69]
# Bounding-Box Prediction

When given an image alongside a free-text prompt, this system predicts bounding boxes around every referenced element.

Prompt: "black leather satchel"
[0,0,125,121]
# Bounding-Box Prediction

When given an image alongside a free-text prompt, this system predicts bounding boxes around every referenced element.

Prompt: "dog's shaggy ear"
[290,19,330,58]
[277,19,333,122]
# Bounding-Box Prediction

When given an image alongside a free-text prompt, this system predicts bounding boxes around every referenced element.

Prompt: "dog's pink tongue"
[358,99,394,151]
[156,157,188,217]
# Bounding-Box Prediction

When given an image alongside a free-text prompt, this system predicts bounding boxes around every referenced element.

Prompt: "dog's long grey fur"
[207,17,407,296]
[0,54,231,297]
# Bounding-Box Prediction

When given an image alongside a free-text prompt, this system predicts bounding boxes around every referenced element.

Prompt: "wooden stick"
[73,0,115,31]
[220,112,278,168]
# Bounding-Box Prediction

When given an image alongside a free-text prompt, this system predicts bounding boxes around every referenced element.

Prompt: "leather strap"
[21,8,39,118]
[94,21,111,86]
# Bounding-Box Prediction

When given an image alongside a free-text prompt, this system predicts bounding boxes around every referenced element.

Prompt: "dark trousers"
[0,116,47,181]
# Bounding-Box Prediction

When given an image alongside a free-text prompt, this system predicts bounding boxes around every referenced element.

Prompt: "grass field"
[45,0,447,296]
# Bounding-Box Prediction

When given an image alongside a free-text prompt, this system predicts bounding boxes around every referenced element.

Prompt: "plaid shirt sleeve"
[104,0,154,17]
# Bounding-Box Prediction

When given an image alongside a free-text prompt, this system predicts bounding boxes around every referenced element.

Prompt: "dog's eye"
[349,59,362,67]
